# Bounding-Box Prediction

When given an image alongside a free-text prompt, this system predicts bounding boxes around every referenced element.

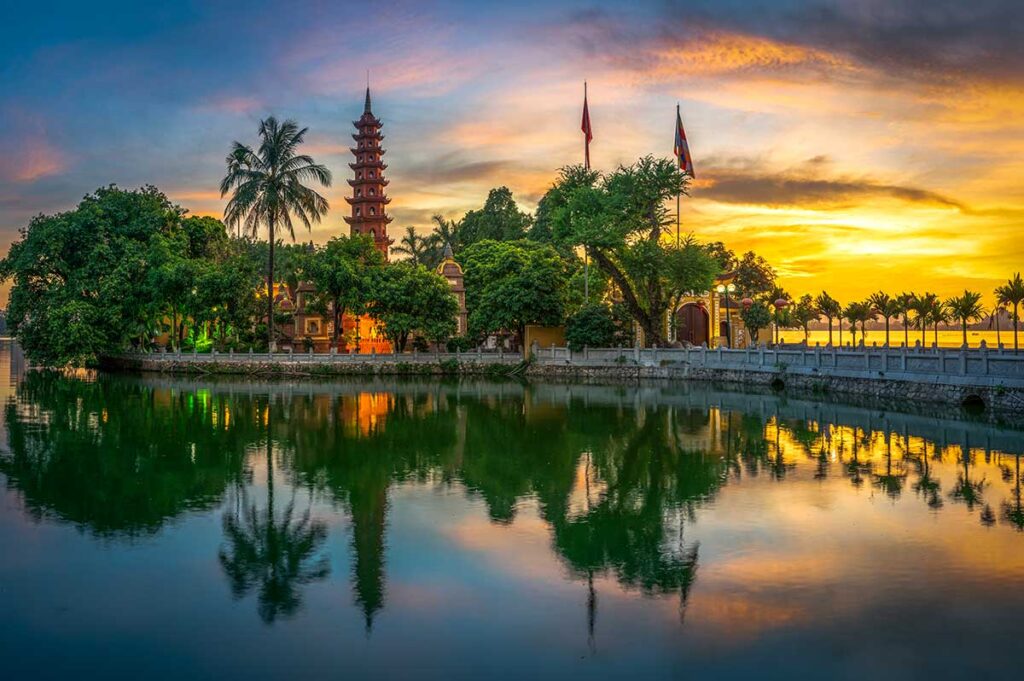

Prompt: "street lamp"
[716,283,736,348]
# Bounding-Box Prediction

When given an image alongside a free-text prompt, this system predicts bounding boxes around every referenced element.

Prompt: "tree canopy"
[460,239,568,343]
[368,262,459,352]
[458,187,532,246]
[548,158,719,346]
[1,186,197,364]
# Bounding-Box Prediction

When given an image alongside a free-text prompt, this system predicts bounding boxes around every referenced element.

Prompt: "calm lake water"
[2,340,1024,680]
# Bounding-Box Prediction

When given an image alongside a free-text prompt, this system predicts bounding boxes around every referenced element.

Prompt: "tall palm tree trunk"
[1015,303,1020,352]
[828,319,833,345]
[267,215,275,351]
[903,318,909,347]
[885,318,890,347]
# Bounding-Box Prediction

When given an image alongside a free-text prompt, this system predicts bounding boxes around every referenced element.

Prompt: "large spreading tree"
[1,186,187,365]
[549,157,719,347]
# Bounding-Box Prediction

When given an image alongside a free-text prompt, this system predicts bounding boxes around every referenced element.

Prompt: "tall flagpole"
[676,103,681,247]
[584,81,590,304]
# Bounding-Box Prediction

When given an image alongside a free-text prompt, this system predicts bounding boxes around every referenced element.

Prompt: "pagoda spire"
[344,85,392,259]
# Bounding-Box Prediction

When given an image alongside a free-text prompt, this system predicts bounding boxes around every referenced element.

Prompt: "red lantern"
[741,297,753,309]
[774,298,789,309]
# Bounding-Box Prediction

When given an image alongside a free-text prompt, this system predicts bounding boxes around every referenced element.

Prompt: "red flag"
[581,83,593,169]
[674,104,695,178]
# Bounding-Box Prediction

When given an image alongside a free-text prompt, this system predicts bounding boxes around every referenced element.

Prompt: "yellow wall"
[524,325,566,357]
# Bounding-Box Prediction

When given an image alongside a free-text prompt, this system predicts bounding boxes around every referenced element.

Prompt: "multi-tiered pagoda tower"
[344,88,392,259]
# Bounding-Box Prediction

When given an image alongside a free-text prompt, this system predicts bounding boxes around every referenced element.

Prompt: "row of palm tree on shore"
[804,273,1024,350]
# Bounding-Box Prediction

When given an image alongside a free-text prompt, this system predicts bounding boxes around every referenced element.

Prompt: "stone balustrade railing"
[533,344,1024,383]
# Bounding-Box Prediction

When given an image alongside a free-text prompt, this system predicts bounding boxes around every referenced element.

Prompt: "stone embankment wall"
[526,363,1024,413]
[103,353,523,377]
[106,344,1024,413]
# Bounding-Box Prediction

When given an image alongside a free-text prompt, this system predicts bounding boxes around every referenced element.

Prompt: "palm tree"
[995,273,1024,351]
[791,294,818,342]
[429,213,461,254]
[945,290,986,348]
[391,226,434,266]
[815,292,840,346]
[220,117,331,350]
[895,292,915,347]
[868,292,900,347]
[909,292,937,346]
[926,296,949,346]
[842,301,865,346]
[990,301,1006,348]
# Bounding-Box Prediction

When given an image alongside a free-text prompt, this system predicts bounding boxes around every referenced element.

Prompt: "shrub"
[565,303,617,351]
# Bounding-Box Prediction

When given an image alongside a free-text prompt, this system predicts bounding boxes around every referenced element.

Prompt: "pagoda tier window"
[356,189,363,197]
[368,171,375,178]
[369,207,376,215]
[356,208,362,216]
[356,171,362,179]
[369,188,375,196]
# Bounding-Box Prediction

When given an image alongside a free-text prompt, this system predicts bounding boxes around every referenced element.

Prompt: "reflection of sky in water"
[1,351,1023,679]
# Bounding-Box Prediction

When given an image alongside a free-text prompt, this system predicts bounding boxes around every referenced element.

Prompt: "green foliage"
[369,262,459,352]
[740,300,772,343]
[790,294,818,340]
[458,187,532,246]
[460,239,567,342]
[305,235,384,345]
[1,186,186,365]
[565,303,617,351]
[995,273,1024,351]
[945,289,986,346]
[220,116,332,347]
[733,251,776,300]
[548,157,719,346]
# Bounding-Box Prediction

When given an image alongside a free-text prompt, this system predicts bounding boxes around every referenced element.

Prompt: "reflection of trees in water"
[0,371,249,538]
[218,406,330,624]
[6,372,1024,631]
[1000,456,1024,531]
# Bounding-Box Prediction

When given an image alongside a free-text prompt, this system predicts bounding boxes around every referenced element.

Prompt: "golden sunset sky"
[2,0,1022,303]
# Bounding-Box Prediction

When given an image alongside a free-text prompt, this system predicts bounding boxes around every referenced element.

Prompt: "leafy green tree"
[814,292,841,346]
[704,241,737,272]
[0,186,187,365]
[549,158,718,346]
[996,273,1024,351]
[306,235,385,347]
[529,166,600,247]
[220,117,331,349]
[460,239,568,346]
[740,300,772,344]
[458,187,532,246]
[565,303,617,351]
[733,251,776,300]
[369,263,459,352]
[945,290,986,347]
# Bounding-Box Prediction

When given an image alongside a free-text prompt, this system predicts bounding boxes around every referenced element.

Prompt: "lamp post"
[716,283,735,347]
